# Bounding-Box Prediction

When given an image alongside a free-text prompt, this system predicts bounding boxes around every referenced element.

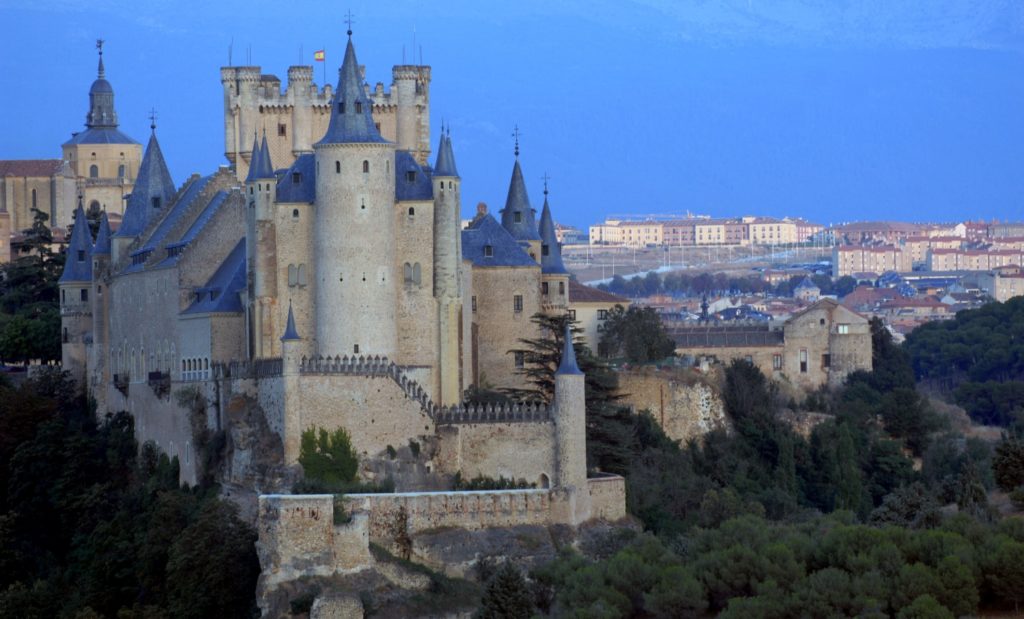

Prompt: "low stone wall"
[256,495,372,593]
[588,475,627,521]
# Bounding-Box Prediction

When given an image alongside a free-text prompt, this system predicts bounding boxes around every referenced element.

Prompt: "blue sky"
[1,1,1022,228]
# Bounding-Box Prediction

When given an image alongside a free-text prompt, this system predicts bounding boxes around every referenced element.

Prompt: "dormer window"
[339,102,345,113]
[484,245,493,257]
[152,197,161,209]
[405,170,416,183]
[355,102,362,113]
[292,172,301,184]
[77,250,85,261]
[542,244,550,256]
[514,212,522,224]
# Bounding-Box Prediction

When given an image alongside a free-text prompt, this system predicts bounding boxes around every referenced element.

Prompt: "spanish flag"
[314,50,325,62]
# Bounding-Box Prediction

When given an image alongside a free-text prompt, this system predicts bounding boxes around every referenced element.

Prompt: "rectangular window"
[837,324,849,335]
[514,351,525,368]
[559,282,565,295]
[513,295,523,313]
[542,282,549,295]
[278,123,287,136]
[80,289,88,302]
[773,354,782,370]
[822,354,831,369]
[568,309,576,320]
[471,296,477,313]
[597,309,608,320]
[405,170,416,183]
[800,349,808,373]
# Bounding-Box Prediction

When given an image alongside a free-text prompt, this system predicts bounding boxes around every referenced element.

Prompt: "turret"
[245,132,279,358]
[59,205,94,387]
[113,124,174,263]
[89,212,112,401]
[393,65,431,165]
[553,323,590,522]
[280,301,302,375]
[538,184,569,311]
[313,31,397,358]
[287,66,315,155]
[432,128,462,404]
[500,149,541,260]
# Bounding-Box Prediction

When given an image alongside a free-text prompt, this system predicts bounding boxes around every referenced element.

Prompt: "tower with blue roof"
[61,41,143,222]
[246,131,278,358]
[432,128,463,403]
[313,30,398,358]
[538,182,570,311]
[59,204,95,384]
[112,121,175,263]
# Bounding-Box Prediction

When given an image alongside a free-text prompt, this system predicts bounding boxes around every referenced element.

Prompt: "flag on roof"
[314,50,325,61]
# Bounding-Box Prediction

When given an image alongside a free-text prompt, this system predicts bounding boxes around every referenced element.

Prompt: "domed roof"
[90,78,113,94]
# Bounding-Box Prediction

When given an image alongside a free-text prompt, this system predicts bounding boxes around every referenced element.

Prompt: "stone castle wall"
[588,475,628,521]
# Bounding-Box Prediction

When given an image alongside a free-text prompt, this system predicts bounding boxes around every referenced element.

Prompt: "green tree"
[599,304,676,363]
[297,426,359,492]
[993,437,1024,492]
[895,594,954,619]
[985,536,1024,612]
[475,562,533,619]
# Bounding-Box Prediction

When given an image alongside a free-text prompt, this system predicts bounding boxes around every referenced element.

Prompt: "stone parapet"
[435,402,551,425]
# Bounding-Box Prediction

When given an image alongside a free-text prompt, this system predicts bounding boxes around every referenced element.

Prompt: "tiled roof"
[568,279,627,304]
[63,128,139,146]
[0,160,65,177]
[395,151,433,201]
[462,214,537,267]
[276,154,316,203]
[159,190,229,266]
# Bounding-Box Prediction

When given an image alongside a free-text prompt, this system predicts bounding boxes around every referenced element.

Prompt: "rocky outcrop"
[617,367,730,442]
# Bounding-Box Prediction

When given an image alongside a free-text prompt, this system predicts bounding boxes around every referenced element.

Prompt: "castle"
[58,31,625,578]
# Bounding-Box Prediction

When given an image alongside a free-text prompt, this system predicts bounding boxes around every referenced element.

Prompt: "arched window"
[292,208,299,219]
[354,102,362,114]
[31,189,36,208]
[403,262,412,283]
[412,263,422,286]
[362,160,369,173]
[89,164,98,178]
[408,207,415,217]
[288,264,297,287]
[297,264,307,286]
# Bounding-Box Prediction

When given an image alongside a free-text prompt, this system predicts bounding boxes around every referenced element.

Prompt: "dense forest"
[0,369,259,618]
[905,297,1024,426]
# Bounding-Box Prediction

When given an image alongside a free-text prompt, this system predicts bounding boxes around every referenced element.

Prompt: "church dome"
[90,78,113,94]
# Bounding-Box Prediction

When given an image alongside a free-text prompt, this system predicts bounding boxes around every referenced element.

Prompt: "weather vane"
[148,108,158,132]
[345,10,355,36]
[96,39,104,55]
[541,172,550,195]
[512,125,521,158]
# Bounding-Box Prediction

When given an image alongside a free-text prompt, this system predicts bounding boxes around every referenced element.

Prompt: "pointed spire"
[60,205,94,283]
[92,211,112,256]
[246,131,274,181]
[281,301,301,341]
[556,323,582,376]
[538,186,568,275]
[316,33,386,145]
[434,131,459,177]
[500,158,540,241]
[116,128,174,238]
[86,39,118,129]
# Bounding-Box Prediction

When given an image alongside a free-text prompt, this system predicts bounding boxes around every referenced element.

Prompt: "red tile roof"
[0,160,64,177]
[569,279,629,304]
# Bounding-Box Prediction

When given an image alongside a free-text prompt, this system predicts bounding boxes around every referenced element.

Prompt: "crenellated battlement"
[435,401,551,425]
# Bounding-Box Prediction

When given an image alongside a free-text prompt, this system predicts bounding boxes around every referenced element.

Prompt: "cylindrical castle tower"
[432,130,462,404]
[313,33,397,358]
[287,66,314,156]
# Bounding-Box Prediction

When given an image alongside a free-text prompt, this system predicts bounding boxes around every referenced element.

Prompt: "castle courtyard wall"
[434,420,557,486]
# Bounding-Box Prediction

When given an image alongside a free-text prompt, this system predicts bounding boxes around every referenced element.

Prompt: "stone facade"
[617,367,729,443]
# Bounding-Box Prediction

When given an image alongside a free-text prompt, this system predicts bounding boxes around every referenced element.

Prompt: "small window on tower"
[336,161,341,174]
[362,160,369,173]
[354,344,360,354]
[80,289,88,302]
[405,171,416,183]
[513,295,523,313]
[117,165,125,178]
[408,207,415,217]
[559,281,565,295]
[542,282,549,295]
[355,102,362,113]
[514,212,522,224]
[89,165,98,178]
[292,208,299,219]
[292,172,301,184]
[542,244,550,256]
[278,123,287,137]
[484,245,493,257]
[152,197,161,209]
[339,102,345,114]
[77,250,85,261]
[471,296,477,312]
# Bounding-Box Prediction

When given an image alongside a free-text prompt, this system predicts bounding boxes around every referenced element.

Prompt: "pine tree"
[475,563,534,619]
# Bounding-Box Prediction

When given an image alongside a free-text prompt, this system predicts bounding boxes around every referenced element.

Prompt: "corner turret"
[432,128,463,404]
[246,132,279,358]
[60,205,95,388]
[553,322,589,523]
[538,183,569,311]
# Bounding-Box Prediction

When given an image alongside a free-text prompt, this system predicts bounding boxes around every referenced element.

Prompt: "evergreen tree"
[475,563,533,619]
[993,437,1024,492]
[599,305,676,363]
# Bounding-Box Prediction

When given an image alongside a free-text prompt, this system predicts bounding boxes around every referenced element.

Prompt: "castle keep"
[59,33,625,600]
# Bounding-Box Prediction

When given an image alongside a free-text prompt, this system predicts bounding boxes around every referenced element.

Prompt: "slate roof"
[59,205,93,283]
[670,325,785,349]
[795,276,819,290]
[246,133,274,181]
[538,196,568,274]
[433,132,459,177]
[159,191,229,267]
[568,279,628,304]
[281,302,300,340]
[182,238,246,315]
[124,174,212,273]
[461,214,537,267]
[395,151,433,201]
[556,323,582,375]
[316,36,388,145]
[0,160,65,177]
[92,211,112,256]
[63,128,139,146]
[116,131,175,238]
[276,154,316,203]
[499,159,540,241]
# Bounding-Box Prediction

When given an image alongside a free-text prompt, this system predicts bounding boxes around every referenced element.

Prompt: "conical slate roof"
[281,302,301,341]
[538,194,568,275]
[116,130,174,238]
[434,131,459,177]
[317,35,387,145]
[246,132,274,181]
[92,211,112,255]
[556,323,582,376]
[60,205,94,283]
[500,159,540,241]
